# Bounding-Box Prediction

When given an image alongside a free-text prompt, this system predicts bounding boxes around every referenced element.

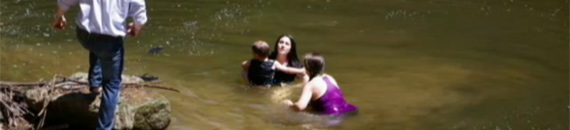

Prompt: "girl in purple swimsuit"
[283,53,357,116]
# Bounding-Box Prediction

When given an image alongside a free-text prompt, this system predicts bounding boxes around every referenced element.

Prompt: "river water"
[0,0,568,129]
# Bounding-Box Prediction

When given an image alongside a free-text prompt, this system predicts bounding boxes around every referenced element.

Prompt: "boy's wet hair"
[252,40,270,57]
[303,52,325,79]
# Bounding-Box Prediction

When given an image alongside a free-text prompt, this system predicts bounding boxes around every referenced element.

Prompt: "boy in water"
[242,41,306,88]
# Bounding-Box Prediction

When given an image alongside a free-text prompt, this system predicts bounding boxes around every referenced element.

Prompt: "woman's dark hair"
[303,52,325,79]
[269,34,302,68]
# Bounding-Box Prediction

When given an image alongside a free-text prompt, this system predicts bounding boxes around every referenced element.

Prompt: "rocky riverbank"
[0,72,173,130]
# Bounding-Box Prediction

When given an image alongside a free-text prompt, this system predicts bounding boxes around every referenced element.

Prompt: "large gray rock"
[23,72,171,130]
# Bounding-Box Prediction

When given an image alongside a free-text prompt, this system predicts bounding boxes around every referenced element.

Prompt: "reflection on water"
[1,0,568,129]
[267,85,356,129]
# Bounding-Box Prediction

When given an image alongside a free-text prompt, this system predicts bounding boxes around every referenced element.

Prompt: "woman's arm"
[274,62,305,74]
[284,83,313,111]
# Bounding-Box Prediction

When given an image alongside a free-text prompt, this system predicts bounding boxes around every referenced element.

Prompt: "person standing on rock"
[53,0,148,129]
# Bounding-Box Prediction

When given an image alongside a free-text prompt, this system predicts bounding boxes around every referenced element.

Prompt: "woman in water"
[269,34,309,86]
[283,53,357,115]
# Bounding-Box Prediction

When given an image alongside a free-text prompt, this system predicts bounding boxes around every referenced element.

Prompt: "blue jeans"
[76,27,124,130]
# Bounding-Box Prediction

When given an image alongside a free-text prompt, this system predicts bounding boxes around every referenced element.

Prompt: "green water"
[1,0,568,129]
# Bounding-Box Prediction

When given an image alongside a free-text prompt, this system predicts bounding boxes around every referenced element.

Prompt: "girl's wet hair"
[269,34,302,68]
[303,52,325,79]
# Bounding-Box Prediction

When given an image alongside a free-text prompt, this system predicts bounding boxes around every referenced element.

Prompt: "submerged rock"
[22,72,171,130]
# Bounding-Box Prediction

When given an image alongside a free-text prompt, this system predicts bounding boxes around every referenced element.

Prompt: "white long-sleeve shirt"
[58,0,148,37]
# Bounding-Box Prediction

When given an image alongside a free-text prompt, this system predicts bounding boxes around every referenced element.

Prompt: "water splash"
[384,9,421,21]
